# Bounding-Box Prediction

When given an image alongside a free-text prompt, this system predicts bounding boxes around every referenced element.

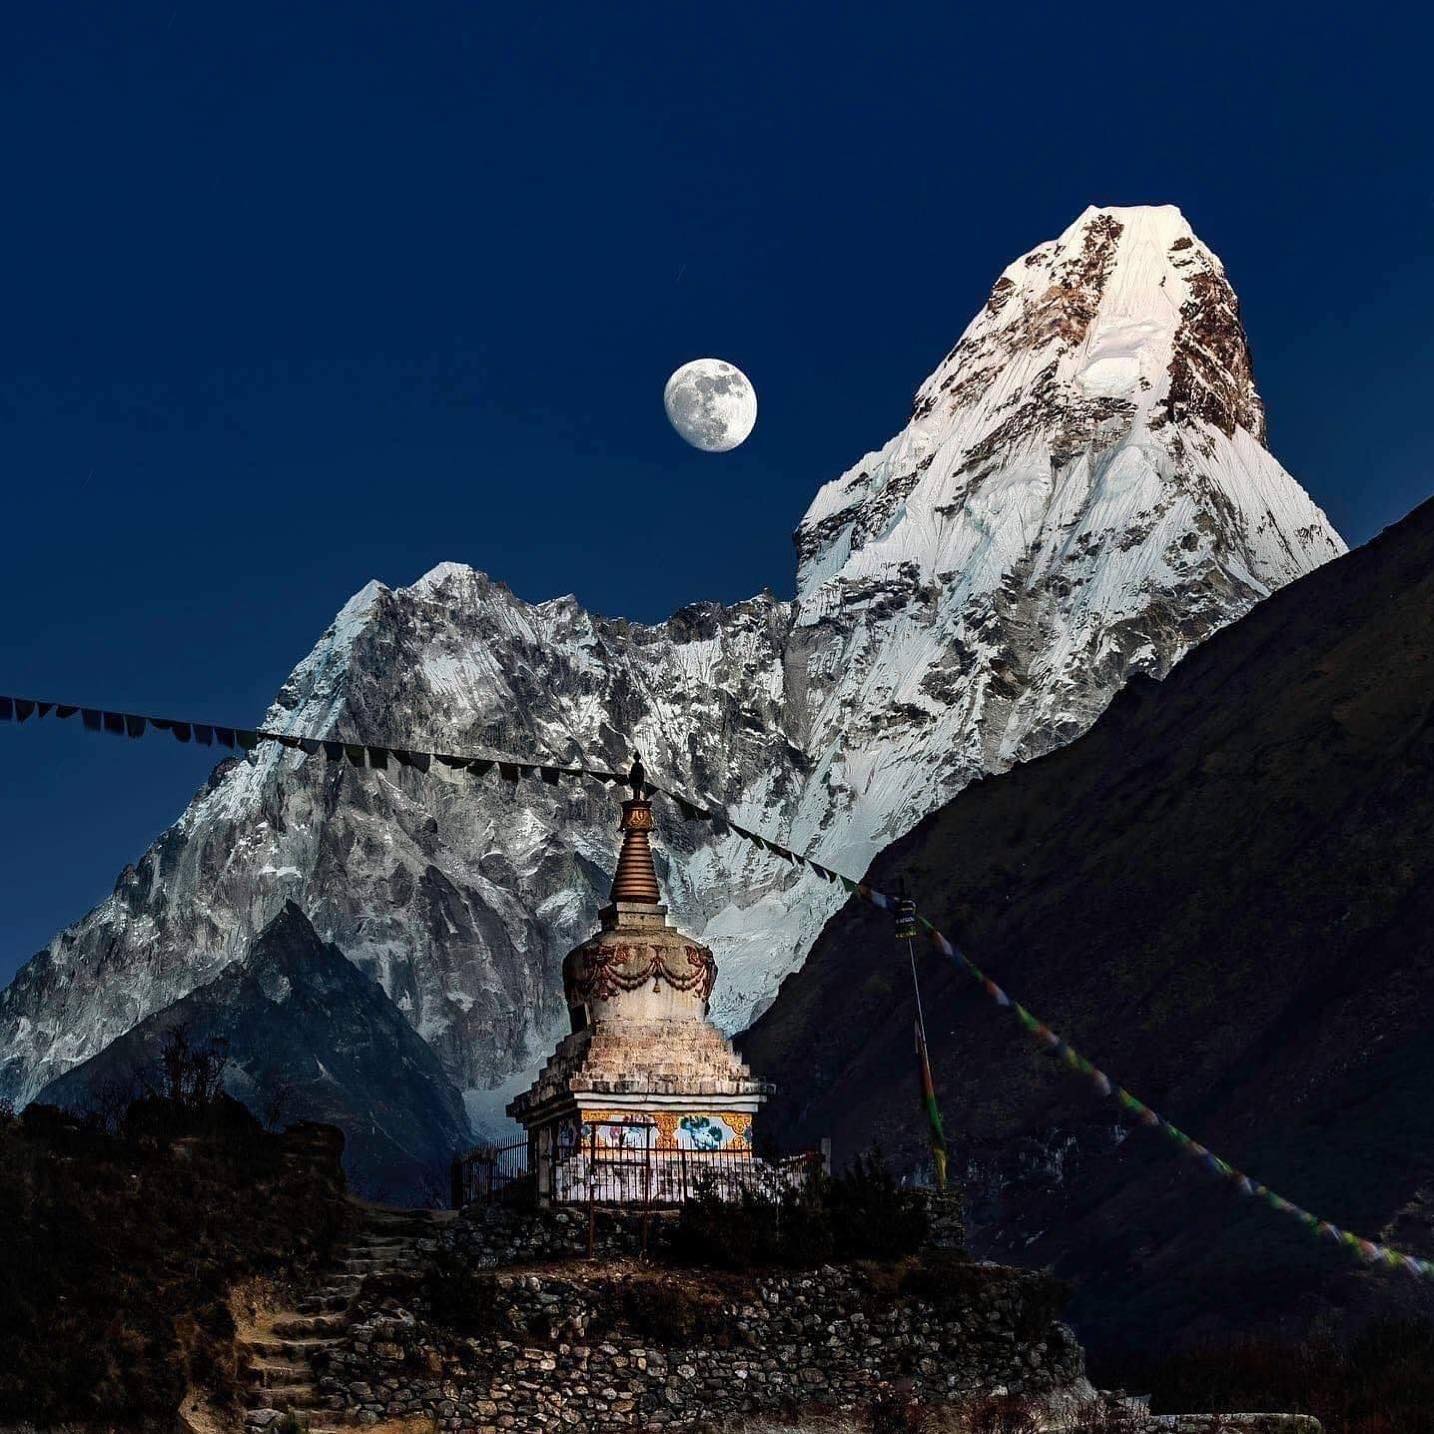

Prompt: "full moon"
[663,358,757,452]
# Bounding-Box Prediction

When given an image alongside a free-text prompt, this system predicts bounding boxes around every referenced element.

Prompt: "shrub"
[826,1153,930,1261]
[670,1180,797,1269]
[669,1152,930,1269]
[618,1279,726,1344]
[949,1392,1042,1433]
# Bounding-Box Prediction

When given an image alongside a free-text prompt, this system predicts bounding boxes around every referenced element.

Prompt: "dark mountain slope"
[741,495,1434,1355]
[42,903,470,1201]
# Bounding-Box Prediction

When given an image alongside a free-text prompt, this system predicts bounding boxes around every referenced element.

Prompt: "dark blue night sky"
[2,4,1430,984]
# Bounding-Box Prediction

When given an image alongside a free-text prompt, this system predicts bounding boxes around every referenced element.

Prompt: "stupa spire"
[609,752,661,905]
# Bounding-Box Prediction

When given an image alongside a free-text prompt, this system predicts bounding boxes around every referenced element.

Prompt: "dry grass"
[715,1389,1148,1433]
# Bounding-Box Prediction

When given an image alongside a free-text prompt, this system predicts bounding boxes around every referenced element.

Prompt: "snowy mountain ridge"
[0,205,1344,1127]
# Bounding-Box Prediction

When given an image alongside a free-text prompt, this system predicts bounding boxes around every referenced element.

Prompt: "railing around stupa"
[452,1122,826,1212]
[451,1135,532,1208]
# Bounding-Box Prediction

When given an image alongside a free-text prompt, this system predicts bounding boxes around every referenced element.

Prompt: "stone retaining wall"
[316,1251,1085,1430]
[304,1208,1319,1434]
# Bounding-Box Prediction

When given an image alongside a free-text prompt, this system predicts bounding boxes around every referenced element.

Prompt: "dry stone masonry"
[235,1202,1320,1434]
[318,1233,1084,1429]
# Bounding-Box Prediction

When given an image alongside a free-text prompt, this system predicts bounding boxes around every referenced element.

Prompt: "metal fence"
[451,1136,531,1209]
[452,1121,823,1212]
[553,1130,822,1207]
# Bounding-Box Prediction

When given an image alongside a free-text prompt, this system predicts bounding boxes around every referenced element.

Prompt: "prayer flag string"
[4,692,1427,1279]
[0,693,627,790]
[641,780,1434,1282]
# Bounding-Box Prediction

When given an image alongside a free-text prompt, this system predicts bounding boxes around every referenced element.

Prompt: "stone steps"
[250,1381,324,1408]
[242,1203,443,1430]
[246,1358,311,1386]
[296,1292,356,1315]
[245,1404,341,1430]
[271,1312,348,1339]
[306,1290,361,1313]
[242,1334,344,1360]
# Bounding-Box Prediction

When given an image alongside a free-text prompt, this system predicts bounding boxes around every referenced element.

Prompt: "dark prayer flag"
[469,759,494,777]
[540,766,559,785]
[57,705,78,719]
[0,696,12,721]
[82,709,102,731]
[344,744,366,765]
[236,730,259,751]
[299,739,322,756]
[436,754,467,769]
[323,741,344,761]
[102,711,125,735]
[15,699,36,722]
[498,762,520,782]
[193,724,213,745]
[367,746,389,769]
[915,1018,950,1193]
[166,723,191,743]
[124,714,146,738]
[214,727,236,749]
[36,703,53,718]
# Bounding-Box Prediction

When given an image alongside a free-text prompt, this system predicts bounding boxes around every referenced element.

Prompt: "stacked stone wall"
[316,1214,1083,1431]
[301,1208,1318,1434]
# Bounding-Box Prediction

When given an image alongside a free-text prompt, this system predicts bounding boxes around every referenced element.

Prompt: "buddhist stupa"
[508,758,772,1203]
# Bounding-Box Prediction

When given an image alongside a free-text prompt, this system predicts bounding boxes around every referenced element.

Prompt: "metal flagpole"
[896,891,948,1193]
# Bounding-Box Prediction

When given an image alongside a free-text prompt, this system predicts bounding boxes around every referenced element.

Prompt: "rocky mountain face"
[39,903,469,1199]
[0,205,1343,1133]
[741,494,1434,1356]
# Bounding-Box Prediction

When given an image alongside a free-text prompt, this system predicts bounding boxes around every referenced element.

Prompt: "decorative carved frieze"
[569,942,717,1003]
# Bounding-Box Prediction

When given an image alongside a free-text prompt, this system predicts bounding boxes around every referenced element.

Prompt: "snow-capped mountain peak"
[1,206,1343,1127]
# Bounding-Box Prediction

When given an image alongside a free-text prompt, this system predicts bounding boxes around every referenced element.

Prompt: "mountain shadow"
[41,902,470,1202]
[741,494,1434,1357]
